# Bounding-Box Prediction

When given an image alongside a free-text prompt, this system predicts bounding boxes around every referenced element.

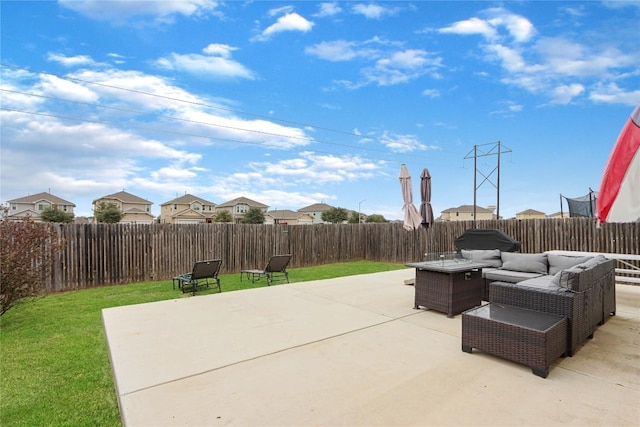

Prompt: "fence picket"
[4,218,637,293]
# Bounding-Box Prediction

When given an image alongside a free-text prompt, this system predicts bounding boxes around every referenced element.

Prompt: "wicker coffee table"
[407,259,488,318]
[462,303,568,378]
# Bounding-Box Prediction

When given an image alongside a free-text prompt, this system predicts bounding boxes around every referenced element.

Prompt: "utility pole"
[464,141,512,227]
[358,200,366,224]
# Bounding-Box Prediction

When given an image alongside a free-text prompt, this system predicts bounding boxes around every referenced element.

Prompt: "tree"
[241,207,265,224]
[40,206,74,223]
[366,214,388,223]
[348,211,360,223]
[321,207,349,224]
[94,202,123,223]
[214,210,233,223]
[0,218,64,315]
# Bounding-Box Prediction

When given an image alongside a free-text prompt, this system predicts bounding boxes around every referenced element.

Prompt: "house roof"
[266,210,309,220]
[170,208,214,219]
[517,209,546,215]
[7,191,76,207]
[160,194,216,206]
[123,207,154,216]
[93,191,152,205]
[217,196,268,208]
[298,203,334,212]
[441,205,494,213]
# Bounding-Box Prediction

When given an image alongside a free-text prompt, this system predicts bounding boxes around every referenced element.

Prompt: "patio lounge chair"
[240,254,292,286]
[173,259,222,295]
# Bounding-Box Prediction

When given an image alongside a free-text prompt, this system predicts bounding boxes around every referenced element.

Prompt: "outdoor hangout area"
[103,268,639,426]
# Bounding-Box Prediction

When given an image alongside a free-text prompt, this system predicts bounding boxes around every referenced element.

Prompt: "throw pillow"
[461,249,502,267]
[547,254,592,275]
[500,252,548,274]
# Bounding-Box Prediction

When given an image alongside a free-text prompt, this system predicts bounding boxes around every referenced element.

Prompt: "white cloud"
[422,89,440,98]
[305,40,370,61]
[589,83,640,106]
[438,17,497,39]
[268,6,295,17]
[253,13,314,42]
[440,9,639,106]
[351,4,396,20]
[438,8,535,43]
[315,2,342,17]
[485,8,536,43]
[59,0,220,24]
[362,49,443,87]
[47,53,98,67]
[37,74,100,102]
[550,83,585,104]
[377,131,432,153]
[155,50,255,80]
[202,43,236,57]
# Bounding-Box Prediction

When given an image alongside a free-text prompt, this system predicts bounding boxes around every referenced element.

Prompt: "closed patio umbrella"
[420,168,434,228]
[399,164,422,231]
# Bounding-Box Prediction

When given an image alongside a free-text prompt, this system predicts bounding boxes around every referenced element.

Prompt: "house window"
[11,204,16,210]
[173,204,177,210]
[192,203,201,211]
[38,204,46,211]
[146,206,150,212]
[236,204,247,214]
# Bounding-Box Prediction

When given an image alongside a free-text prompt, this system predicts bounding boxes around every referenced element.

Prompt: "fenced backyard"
[9,218,640,293]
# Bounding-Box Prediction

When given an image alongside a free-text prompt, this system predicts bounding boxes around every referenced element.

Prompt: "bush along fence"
[4,218,638,294]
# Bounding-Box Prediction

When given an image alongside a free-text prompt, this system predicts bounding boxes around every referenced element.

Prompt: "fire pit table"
[407,255,489,318]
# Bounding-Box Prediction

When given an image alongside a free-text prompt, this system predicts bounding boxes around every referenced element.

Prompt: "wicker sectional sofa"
[461,250,616,356]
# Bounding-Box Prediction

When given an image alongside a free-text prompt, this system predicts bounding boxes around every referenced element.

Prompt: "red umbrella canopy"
[597,102,640,223]
[399,164,422,230]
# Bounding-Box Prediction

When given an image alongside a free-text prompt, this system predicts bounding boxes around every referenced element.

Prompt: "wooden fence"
[6,218,639,293]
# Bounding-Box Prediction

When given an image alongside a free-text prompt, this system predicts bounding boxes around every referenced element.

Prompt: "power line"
[0,63,423,151]
[1,107,408,164]
[0,88,409,156]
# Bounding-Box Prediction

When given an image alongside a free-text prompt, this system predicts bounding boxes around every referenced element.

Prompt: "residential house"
[265,210,314,225]
[93,190,154,224]
[5,192,76,221]
[515,209,546,219]
[215,196,268,223]
[297,203,335,224]
[439,205,496,222]
[160,194,216,224]
[548,211,570,219]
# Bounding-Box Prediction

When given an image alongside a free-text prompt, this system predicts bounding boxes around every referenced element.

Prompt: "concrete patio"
[102,269,640,426]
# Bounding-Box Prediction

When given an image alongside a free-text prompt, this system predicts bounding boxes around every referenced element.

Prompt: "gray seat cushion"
[518,275,564,291]
[485,269,544,283]
[500,252,548,274]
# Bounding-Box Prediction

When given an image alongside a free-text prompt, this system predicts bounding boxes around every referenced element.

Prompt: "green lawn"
[0,261,406,426]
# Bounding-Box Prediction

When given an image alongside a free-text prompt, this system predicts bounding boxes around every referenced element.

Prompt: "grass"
[0,260,406,426]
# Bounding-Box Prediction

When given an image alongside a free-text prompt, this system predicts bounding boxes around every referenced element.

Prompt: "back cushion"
[547,254,592,275]
[500,252,548,274]
[461,249,502,267]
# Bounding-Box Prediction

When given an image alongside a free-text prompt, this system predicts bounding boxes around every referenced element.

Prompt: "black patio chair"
[173,259,222,295]
[240,254,292,286]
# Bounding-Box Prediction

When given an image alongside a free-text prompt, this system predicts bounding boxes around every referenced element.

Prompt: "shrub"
[0,219,64,315]
[40,206,74,223]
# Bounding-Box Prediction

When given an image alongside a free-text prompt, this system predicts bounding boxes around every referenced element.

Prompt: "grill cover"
[454,229,521,252]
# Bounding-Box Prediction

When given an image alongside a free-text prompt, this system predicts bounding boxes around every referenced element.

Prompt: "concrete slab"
[103,270,640,426]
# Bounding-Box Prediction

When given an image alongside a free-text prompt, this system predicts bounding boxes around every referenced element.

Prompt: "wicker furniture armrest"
[489,281,595,356]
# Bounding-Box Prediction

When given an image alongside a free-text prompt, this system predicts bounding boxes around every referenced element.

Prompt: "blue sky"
[1,1,639,220]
